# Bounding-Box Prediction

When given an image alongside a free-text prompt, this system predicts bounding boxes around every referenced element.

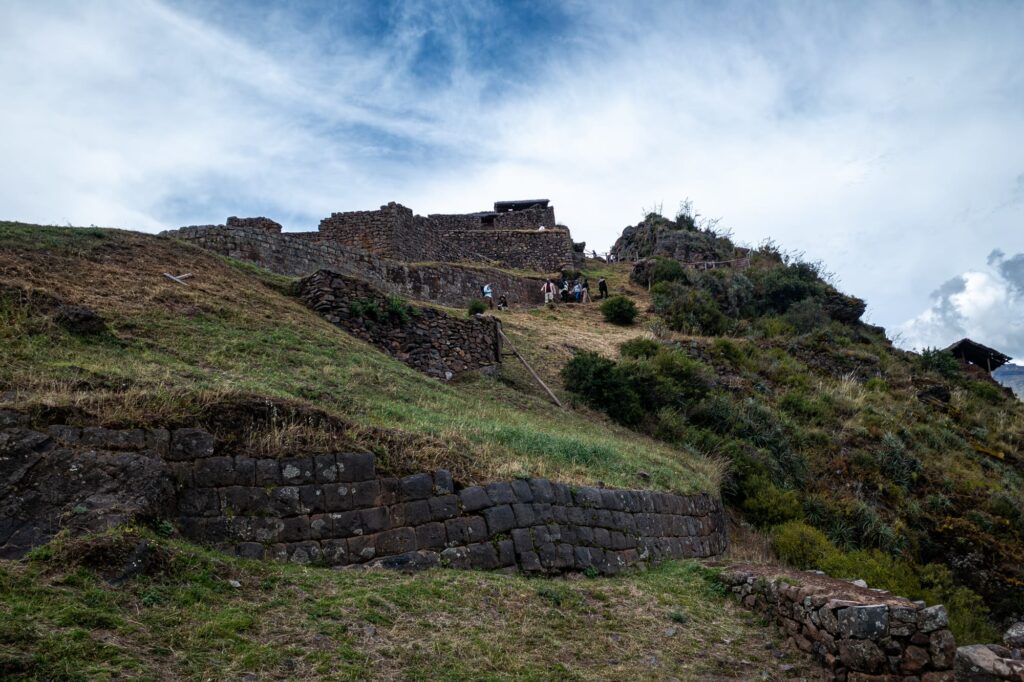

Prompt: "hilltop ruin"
[163,199,576,308]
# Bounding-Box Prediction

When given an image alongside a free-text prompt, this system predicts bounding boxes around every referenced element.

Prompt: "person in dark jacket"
[598,277,609,299]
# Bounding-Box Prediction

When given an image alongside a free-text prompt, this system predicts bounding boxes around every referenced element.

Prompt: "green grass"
[0,224,719,494]
[0,529,813,681]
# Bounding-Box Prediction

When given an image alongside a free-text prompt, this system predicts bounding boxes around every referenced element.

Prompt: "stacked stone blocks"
[720,569,956,681]
[163,224,547,307]
[169,442,727,573]
[297,269,501,380]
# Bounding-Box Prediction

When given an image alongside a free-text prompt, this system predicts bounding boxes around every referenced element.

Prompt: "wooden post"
[496,324,563,409]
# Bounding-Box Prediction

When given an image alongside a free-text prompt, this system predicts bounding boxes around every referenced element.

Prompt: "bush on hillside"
[467,299,487,316]
[740,476,804,527]
[649,257,687,284]
[561,351,643,426]
[619,337,661,359]
[601,296,638,325]
[651,283,730,335]
[918,347,960,378]
[772,520,834,569]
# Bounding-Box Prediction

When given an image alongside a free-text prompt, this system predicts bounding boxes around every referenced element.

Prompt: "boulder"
[1004,622,1024,648]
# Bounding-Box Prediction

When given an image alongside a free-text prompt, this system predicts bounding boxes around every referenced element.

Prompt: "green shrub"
[649,257,687,284]
[919,347,961,378]
[740,475,804,527]
[349,299,381,322]
[619,337,661,359]
[968,380,1006,404]
[651,283,730,335]
[467,299,487,316]
[601,296,638,326]
[876,432,921,489]
[384,295,414,323]
[772,521,835,569]
[561,351,643,426]
[783,299,829,334]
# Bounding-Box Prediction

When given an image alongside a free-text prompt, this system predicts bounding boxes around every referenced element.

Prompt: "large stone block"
[838,638,886,674]
[280,458,315,485]
[445,517,487,545]
[459,486,490,512]
[169,428,215,460]
[194,456,235,487]
[482,505,516,535]
[917,605,949,633]
[337,452,375,482]
[428,494,459,521]
[838,605,889,639]
[399,473,433,500]
[416,522,447,550]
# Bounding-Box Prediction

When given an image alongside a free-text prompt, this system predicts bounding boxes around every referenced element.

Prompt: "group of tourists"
[480,283,508,310]
[541,276,609,304]
[481,274,610,311]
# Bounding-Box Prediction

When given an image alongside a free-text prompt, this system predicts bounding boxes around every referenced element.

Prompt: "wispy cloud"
[1,0,1023,343]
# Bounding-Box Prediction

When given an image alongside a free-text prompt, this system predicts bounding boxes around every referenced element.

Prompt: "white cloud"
[1,0,1023,340]
[899,252,1024,359]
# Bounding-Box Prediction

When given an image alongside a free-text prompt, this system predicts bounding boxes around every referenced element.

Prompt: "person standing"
[598,277,608,299]
[542,279,556,304]
[572,281,582,303]
[483,283,494,309]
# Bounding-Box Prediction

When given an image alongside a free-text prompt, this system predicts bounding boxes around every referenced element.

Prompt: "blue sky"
[2,0,1024,357]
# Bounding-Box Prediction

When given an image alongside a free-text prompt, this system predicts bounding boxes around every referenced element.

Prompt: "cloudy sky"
[2,1,1023,357]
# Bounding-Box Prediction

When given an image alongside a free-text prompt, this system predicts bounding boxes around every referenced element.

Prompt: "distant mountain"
[994,363,1024,398]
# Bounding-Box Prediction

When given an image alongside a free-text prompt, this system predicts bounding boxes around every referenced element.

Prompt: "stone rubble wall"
[298,269,501,380]
[0,415,729,576]
[161,225,547,307]
[493,206,556,230]
[719,567,956,681]
[231,201,573,272]
[225,216,282,232]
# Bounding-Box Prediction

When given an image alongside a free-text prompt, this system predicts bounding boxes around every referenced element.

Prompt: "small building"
[944,338,1012,374]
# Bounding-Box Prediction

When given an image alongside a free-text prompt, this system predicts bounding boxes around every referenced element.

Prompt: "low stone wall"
[162,224,546,307]
[1,415,729,576]
[298,269,501,380]
[719,566,956,681]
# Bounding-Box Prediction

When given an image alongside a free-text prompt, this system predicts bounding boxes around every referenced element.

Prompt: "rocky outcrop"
[298,270,501,381]
[719,566,956,681]
[0,413,176,558]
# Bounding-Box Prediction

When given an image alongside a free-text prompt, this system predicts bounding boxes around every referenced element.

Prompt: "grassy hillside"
[0,528,818,681]
[0,222,719,495]
[557,212,1024,640]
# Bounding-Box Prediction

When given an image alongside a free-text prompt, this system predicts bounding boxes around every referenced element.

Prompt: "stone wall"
[493,206,556,230]
[162,224,547,307]
[1,414,729,576]
[298,269,501,380]
[166,443,728,573]
[719,566,956,681]
[443,229,574,272]
[226,216,282,233]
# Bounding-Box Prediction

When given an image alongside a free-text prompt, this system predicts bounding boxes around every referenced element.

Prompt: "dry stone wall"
[169,444,728,573]
[0,414,729,576]
[719,566,956,681]
[298,269,501,380]
[162,224,547,307]
[493,206,556,230]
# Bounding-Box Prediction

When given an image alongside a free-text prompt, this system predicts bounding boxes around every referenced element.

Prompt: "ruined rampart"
[163,225,546,307]
[298,269,501,380]
[720,566,957,681]
[1,414,729,575]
